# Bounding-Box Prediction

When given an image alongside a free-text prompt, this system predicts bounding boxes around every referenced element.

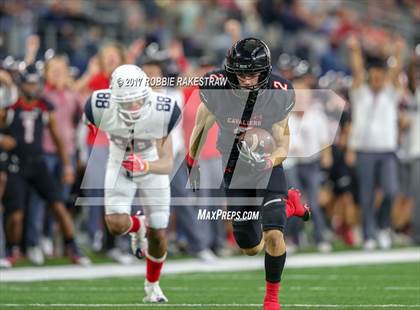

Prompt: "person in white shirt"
[346,35,405,250]
[404,53,420,244]
[284,79,333,252]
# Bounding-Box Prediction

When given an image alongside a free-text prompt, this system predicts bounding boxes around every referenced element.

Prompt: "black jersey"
[0,128,8,172]
[4,97,53,160]
[200,69,295,159]
[199,69,294,191]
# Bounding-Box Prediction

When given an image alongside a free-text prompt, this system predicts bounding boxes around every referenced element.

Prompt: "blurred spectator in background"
[212,19,244,61]
[401,51,420,244]
[0,68,18,267]
[0,70,17,268]
[320,35,351,76]
[284,74,333,253]
[329,109,360,247]
[0,69,18,108]
[179,56,227,260]
[347,34,405,250]
[1,63,89,265]
[25,54,83,265]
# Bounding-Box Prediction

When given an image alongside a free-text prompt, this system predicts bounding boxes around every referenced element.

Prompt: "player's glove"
[237,141,273,171]
[122,153,149,177]
[186,153,200,192]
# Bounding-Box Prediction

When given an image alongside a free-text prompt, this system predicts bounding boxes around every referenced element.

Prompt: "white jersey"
[84,88,180,227]
[85,88,181,162]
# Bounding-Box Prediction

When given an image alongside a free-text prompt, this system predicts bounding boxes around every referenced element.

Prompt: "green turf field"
[0,262,419,310]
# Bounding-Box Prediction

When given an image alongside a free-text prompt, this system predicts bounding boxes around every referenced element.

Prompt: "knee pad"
[261,191,286,232]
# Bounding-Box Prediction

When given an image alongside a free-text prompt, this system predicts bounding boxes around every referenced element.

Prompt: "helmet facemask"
[225,67,272,91]
[117,96,152,124]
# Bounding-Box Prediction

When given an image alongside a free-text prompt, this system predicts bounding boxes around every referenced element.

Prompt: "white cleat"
[317,241,332,253]
[377,229,392,250]
[143,280,168,303]
[130,212,148,259]
[196,249,218,262]
[363,238,377,251]
[107,248,135,265]
[27,246,45,265]
[0,258,12,269]
[40,237,54,257]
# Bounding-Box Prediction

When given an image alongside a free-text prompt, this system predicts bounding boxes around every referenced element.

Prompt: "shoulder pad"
[269,74,294,91]
[200,69,227,90]
[85,89,112,126]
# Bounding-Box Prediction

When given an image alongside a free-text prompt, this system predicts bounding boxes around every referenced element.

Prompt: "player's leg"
[2,172,26,265]
[226,189,264,256]
[261,190,288,310]
[103,156,136,231]
[0,171,11,268]
[140,181,170,303]
[30,161,90,265]
[103,160,146,257]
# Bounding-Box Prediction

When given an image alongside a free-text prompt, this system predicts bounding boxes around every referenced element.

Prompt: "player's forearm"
[148,158,173,175]
[189,125,208,160]
[269,119,290,166]
[55,138,71,168]
[188,103,215,161]
[349,46,365,86]
[268,143,289,166]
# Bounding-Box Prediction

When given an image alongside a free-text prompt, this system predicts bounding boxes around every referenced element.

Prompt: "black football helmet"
[17,63,43,100]
[224,38,272,90]
[17,63,42,84]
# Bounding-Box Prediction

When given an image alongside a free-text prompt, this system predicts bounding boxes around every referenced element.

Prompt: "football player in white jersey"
[84,64,181,303]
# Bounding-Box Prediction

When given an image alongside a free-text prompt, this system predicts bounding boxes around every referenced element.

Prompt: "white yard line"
[0,248,419,282]
[1,303,420,308]
[2,285,418,292]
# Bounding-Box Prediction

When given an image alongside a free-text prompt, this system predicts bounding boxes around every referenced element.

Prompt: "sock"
[265,251,286,282]
[6,242,18,249]
[128,215,140,233]
[5,242,19,256]
[64,238,75,247]
[264,251,286,302]
[146,252,166,283]
[285,199,293,218]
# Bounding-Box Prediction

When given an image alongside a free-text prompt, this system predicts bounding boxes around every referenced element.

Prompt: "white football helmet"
[110,64,152,124]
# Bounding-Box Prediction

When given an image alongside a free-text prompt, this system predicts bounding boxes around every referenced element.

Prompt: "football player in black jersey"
[1,64,90,266]
[187,38,310,310]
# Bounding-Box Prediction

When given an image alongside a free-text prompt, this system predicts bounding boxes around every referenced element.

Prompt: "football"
[239,127,276,156]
